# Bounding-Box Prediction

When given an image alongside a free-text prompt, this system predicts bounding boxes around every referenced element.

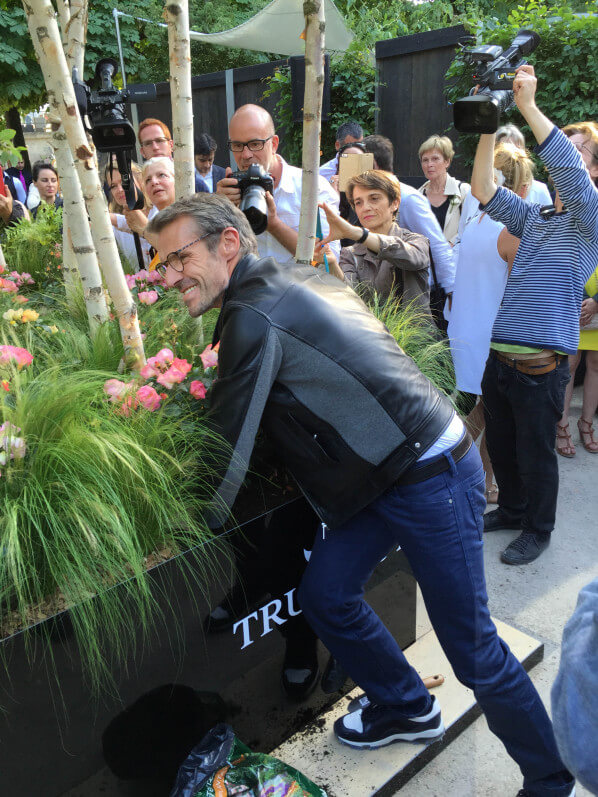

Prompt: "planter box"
[0,492,416,797]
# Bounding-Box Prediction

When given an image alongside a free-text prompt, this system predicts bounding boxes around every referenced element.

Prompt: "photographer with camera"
[471,65,598,566]
[216,104,340,267]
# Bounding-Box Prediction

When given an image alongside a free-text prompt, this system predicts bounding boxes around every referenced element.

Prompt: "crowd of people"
[2,63,597,796]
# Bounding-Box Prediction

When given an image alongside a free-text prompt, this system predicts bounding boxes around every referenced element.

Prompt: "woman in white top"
[449,143,532,502]
[417,134,470,245]
[106,161,152,269]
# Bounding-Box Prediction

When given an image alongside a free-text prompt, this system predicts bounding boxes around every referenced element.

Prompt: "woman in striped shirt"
[471,65,598,566]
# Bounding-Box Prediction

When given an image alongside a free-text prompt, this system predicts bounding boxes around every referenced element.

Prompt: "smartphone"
[338,152,374,192]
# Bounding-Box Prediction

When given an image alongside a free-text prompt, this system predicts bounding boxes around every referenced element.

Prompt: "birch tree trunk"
[165,0,195,199]
[51,116,109,330]
[24,0,145,370]
[295,0,326,266]
[53,0,108,330]
[0,245,6,268]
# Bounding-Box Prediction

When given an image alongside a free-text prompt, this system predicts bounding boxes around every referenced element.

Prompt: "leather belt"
[492,350,567,375]
[395,432,473,487]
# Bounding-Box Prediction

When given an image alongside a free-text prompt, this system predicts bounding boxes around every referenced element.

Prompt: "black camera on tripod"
[453,30,540,134]
[231,164,274,235]
[73,59,157,210]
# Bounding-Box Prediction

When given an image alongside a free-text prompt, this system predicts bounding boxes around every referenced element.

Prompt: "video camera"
[453,30,540,134]
[231,164,274,235]
[73,59,156,210]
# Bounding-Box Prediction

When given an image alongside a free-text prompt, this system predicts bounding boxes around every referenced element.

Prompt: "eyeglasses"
[571,141,595,159]
[155,233,211,275]
[140,136,170,148]
[228,136,273,153]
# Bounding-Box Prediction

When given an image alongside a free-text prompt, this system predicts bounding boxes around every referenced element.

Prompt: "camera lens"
[240,186,269,235]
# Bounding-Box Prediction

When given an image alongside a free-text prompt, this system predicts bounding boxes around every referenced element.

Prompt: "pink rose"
[156,360,191,389]
[125,274,136,290]
[140,362,159,379]
[189,380,207,400]
[104,378,130,403]
[146,270,162,284]
[154,348,174,365]
[135,269,149,282]
[200,344,219,370]
[0,345,33,368]
[0,278,18,293]
[136,384,162,411]
[138,290,159,305]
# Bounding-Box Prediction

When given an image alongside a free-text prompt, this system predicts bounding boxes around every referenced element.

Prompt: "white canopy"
[116,0,353,57]
[188,0,353,55]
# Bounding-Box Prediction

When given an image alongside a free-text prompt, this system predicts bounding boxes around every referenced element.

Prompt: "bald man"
[216,104,340,266]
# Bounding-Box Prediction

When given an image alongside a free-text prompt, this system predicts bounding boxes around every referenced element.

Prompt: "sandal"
[485,485,499,504]
[577,417,598,453]
[556,423,576,458]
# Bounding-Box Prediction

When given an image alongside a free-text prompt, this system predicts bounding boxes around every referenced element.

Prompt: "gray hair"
[146,193,258,258]
[495,124,525,149]
[141,156,175,180]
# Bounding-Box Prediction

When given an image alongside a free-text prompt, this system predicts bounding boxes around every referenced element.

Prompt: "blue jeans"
[481,354,571,533]
[298,444,572,795]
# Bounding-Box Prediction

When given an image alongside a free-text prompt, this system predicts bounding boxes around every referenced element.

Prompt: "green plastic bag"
[171,723,327,797]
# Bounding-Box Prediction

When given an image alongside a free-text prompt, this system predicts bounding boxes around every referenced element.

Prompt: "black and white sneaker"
[334,695,445,749]
[517,788,575,797]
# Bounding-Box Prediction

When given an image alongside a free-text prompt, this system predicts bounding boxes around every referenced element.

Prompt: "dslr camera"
[74,59,156,209]
[453,29,540,134]
[231,164,274,235]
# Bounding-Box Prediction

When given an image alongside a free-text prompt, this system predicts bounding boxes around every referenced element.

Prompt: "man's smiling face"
[158,215,232,317]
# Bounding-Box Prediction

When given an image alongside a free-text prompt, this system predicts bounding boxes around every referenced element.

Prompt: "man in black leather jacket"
[146,194,574,797]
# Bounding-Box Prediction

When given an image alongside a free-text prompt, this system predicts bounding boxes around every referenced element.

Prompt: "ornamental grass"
[368,293,456,397]
[0,363,226,689]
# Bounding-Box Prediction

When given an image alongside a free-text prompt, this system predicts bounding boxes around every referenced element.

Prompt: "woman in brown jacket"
[319,170,432,316]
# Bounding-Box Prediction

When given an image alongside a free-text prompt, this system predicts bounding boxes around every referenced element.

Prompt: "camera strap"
[133,232,145,270]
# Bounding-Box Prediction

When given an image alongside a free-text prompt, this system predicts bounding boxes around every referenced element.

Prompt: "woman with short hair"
[319,169,431,316]
[417,134,469,245]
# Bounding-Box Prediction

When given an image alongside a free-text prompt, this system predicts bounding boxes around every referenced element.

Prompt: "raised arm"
[471,133,497,206]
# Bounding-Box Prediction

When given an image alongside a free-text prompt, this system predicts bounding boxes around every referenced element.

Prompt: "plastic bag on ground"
[170,723,328,797]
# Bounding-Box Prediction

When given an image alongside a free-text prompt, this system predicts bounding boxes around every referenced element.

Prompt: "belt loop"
[444,450,458,477]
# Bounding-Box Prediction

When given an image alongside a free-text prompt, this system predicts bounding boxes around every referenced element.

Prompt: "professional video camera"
[73,59,156,210]
[453,30,540,134]
[231,164,274,235]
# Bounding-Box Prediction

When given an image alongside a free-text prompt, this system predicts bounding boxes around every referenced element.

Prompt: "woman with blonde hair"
[556,120,598,456]
[418,134,470,244]
[449,142,532,502]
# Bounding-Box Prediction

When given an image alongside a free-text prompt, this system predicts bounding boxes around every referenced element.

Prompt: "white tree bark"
[23,0,145,370]
[51,116,109,330]
[165,0,195,199]
[63,0,87,76]
[0,244,6,268]
[295,0,326,266]
[53,0,108,330]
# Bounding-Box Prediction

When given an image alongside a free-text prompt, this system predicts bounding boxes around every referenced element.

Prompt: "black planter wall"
[0,495,416,797]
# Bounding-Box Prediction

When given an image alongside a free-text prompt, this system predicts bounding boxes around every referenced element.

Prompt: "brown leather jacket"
[339,221,432,315]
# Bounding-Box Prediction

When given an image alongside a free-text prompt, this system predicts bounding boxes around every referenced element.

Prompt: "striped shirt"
[483,126,598,355]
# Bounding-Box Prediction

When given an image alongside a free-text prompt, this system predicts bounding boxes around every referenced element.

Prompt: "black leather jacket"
[209,253,454,529]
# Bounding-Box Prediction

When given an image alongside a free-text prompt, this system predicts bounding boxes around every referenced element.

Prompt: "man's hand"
[0,190,13,224]
[216,166,241,206]
[317,201,362,247]
[580,297,598,327]
[513,65,538,113]
[265,191,279,232]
